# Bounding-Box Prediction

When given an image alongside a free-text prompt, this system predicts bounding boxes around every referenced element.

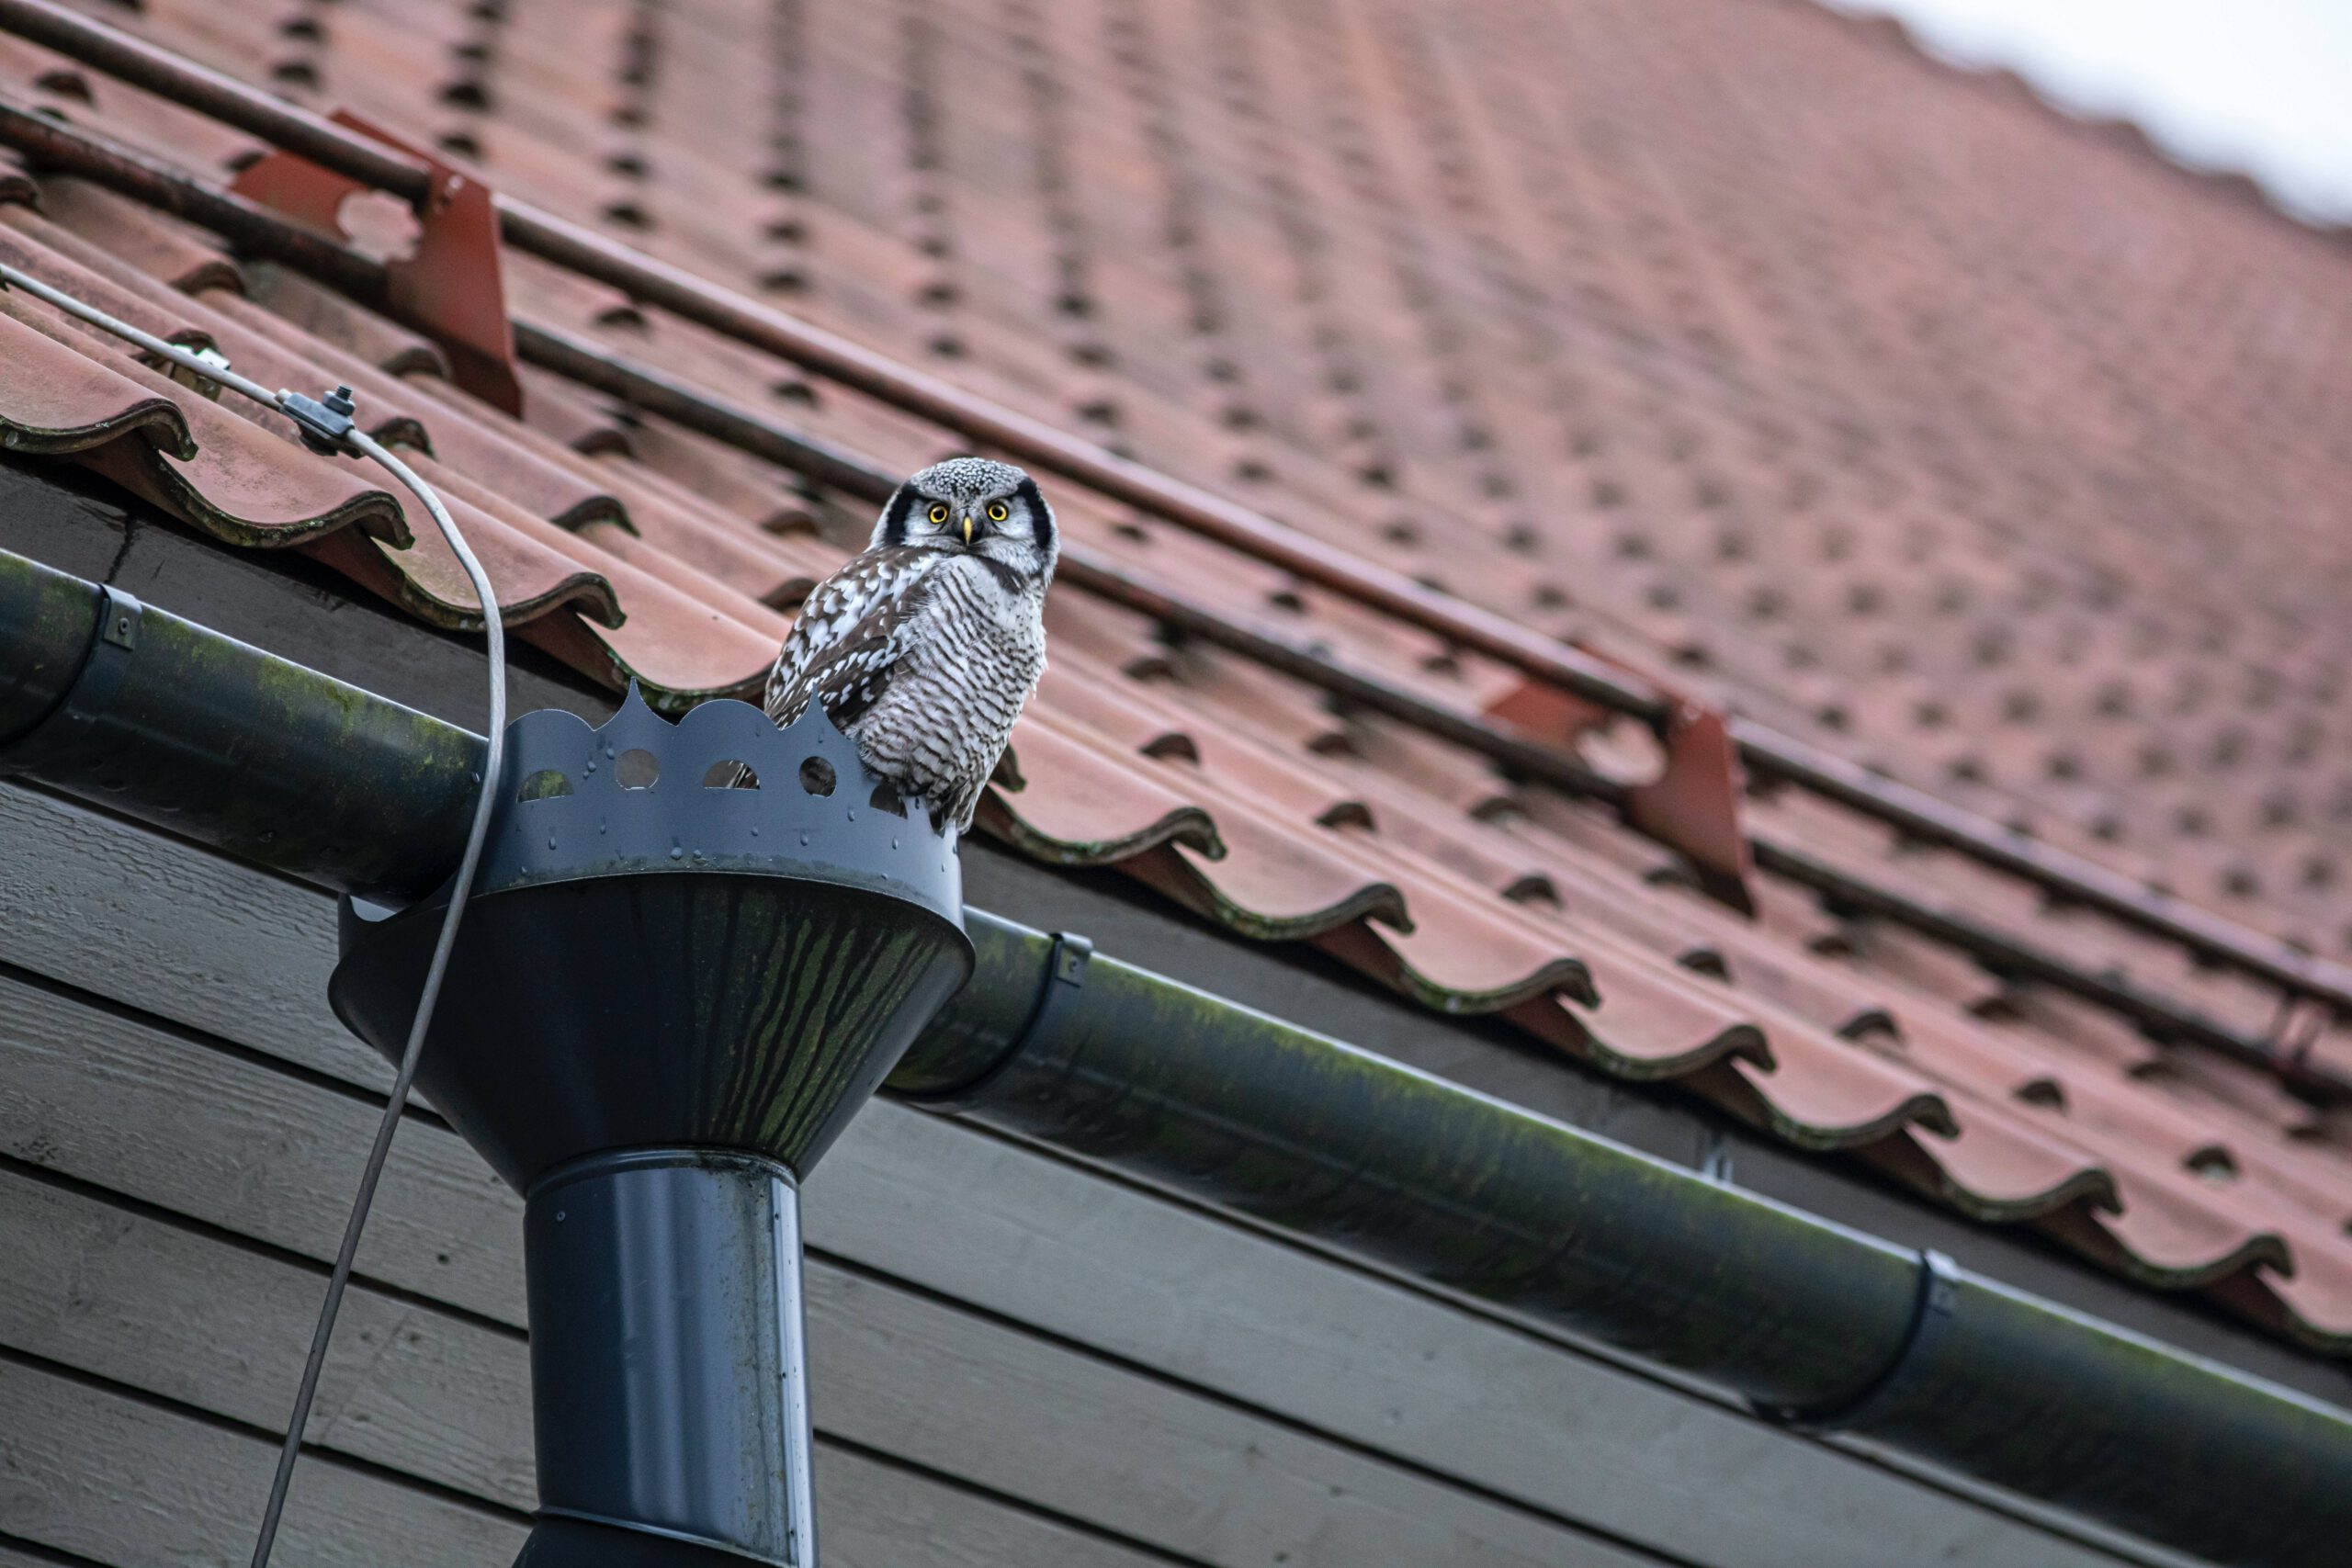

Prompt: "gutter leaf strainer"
[331,685,974,1567]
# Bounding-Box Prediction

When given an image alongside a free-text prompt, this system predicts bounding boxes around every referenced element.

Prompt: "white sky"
[1820,0,2352,223]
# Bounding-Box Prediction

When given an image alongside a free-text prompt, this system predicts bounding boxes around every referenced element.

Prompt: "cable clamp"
[0,582,142,779]
[280,384,359,457]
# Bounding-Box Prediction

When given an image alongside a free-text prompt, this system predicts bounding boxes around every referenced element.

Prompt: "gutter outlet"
[328,688,973,1564]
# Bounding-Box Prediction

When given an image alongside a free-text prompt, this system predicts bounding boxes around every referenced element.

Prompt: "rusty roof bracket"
[229,113,520,414]
[1484,655,1756,915]
[1630,694,1755,915]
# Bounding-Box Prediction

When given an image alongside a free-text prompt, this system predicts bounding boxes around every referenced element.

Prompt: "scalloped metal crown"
[471,684,963,929]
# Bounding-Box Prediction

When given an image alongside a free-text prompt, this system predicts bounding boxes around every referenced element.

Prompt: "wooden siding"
[0,782,2171,1568]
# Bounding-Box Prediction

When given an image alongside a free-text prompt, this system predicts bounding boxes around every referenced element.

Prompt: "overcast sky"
[1821,0,2352,223]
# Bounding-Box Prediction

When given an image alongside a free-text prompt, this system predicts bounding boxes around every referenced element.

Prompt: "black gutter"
[903,933,2352,1568]
[4,547,2350,1566]
[0,549,480,897]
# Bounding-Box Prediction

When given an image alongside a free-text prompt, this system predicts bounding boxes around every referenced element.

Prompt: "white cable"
[0,260,508,1568]
[1,261,280,403]
[244,430,504,1568]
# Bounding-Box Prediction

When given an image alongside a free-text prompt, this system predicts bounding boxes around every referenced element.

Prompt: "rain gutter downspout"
[4,546,2350,1568]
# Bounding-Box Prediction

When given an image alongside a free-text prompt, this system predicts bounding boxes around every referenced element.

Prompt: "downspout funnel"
[328,688,973,1566]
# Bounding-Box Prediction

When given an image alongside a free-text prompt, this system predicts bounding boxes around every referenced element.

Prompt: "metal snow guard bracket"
[329,686,973,1190]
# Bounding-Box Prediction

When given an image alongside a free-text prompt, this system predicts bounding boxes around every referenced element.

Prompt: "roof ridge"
[1804,0,2352,245]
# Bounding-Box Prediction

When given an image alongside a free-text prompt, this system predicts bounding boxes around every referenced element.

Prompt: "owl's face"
[876,456,1057,585]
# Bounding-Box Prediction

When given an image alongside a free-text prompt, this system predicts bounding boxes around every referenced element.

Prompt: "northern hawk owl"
[761,457,1057,832]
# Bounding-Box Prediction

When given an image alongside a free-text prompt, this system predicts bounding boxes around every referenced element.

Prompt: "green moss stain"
[916,931,1916,1408]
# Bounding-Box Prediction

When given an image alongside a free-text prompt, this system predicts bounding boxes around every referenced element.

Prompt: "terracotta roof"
[5,0,2352,1356]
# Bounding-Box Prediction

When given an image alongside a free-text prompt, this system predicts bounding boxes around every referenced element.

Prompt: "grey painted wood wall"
[0,781,2181,1568]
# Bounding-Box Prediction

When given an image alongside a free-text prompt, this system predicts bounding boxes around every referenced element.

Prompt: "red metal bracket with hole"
[231,112,521,414]
[1482,651,1756,914]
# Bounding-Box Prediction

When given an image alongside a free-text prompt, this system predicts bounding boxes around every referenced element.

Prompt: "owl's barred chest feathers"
[759,457,1057,833]
[844,559,1046,813]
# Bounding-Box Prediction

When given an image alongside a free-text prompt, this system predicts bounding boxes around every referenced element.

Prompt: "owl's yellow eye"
[988,502,1009,523]
[928,503,950,525]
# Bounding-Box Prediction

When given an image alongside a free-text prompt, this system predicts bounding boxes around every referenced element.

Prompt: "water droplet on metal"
[548,835,558,850]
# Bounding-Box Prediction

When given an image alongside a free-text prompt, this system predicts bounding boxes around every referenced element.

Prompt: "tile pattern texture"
[5,0,2352,1354]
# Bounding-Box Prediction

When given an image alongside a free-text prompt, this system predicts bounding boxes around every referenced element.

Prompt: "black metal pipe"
[1811,1259,2352,1568]
[6,558,2352,1564]
[898,928,1923,1410]
[0,537,96,743]
[322,687,968,1568]
[520,1150,816,1568]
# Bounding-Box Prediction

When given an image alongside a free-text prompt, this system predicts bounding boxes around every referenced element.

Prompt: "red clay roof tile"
[0,299,189,455]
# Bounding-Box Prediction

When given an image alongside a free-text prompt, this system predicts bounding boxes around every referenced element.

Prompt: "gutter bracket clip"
[910,931,1092,1113]
[1750,1248,1958,1432]
[0,581,142,779]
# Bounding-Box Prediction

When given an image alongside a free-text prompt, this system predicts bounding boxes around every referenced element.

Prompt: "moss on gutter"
[0,547,100,743]
[0,545,481,897]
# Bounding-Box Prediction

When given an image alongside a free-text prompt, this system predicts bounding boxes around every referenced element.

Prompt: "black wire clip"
[281,384,360,457]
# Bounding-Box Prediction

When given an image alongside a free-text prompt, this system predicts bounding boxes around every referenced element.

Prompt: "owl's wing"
[764,546,939,729]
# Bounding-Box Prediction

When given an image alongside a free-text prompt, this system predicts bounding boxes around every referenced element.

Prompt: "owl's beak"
[961,512,976,545]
